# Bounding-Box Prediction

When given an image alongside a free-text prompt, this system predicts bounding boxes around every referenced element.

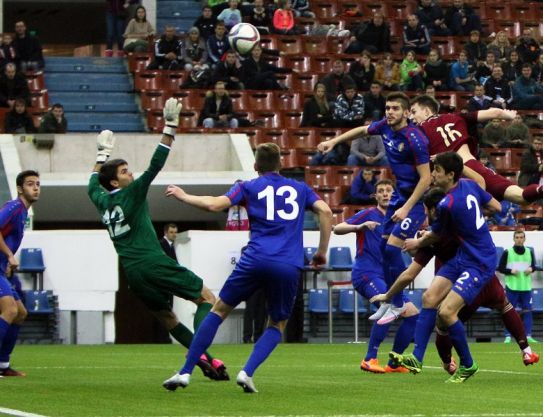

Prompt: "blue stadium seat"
[405,289,423,310]
[328,247,353,269]
[303,247,317,267]
[532,289,543,313]
[303,211,318,230]
[308,289,335,313]
[19,248,45,290]
[338,289,367,314]
[24,290,53,314]
[495,246,504,269]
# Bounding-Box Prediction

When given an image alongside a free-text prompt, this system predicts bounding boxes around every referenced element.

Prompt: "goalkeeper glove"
[96,129,116,163]
[163,97,182,137]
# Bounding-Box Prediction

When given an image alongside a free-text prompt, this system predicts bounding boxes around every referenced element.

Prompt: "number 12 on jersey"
[258,185,299,221]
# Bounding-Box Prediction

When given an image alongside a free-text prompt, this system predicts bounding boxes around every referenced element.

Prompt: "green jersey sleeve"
[129,143,171,202]
[88,172,106,209]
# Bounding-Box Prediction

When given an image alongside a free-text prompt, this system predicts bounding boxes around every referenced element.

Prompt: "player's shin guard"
[365,322,391,361]
[448,320,473,368]
[391,314,417,354]
[521,184,543,203]
[502,307,528,350]
[435,329,454,365]
[243,326,282,377]
[180,312,222,375]
[412,308,437,363]
[383,244,406,307]
[0,324,20,364]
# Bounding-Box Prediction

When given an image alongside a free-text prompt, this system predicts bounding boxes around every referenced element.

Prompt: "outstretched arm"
[370,261,424,303]
[477,108,517,122]
[317,125,368,154]
[166,185,232,212]
[333,220,380,235]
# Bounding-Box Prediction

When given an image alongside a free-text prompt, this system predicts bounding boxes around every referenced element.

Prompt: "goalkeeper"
[87,98,228,381]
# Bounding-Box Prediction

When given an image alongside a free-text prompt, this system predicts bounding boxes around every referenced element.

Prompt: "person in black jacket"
[424,49,449,91]
[415,0,450,36]
[519,138,543,187]
[0,63,30,108]
[345,12,391,54]
[402,14,431,55]
[363,81,386,121]
[4,98,35,133]
[240,43,291,90]
[12,21,44,71]
[444,0,481,36]
[198,81,239,128]
[300,82,334,127]
[193,6,217,41]
[160,223,178,261]
[211,50,243,90]
[146,26,183,70]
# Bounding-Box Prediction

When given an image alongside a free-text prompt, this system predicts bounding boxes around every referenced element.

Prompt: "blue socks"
[391,314,418,354]
[413,308,437,363]
[180,312,222,375]
[523,311,533,336]
[365,323,391,361]
[383,244,406,307]
[448,320,473,368]
[243,326,282,377]
[0,318,10,350]
[0,324,20,363]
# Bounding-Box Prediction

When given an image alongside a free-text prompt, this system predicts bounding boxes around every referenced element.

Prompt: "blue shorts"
[383,200,426,241]
[0,274,20,301]
[219,257,301,323]
[505,288,532,311]
[437,258,493,305]
[352,273,409,308]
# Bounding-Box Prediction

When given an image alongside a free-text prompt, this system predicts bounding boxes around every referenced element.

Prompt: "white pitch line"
[0,407,49,417]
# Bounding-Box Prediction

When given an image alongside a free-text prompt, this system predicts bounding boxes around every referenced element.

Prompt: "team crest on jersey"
[398,143,405,152]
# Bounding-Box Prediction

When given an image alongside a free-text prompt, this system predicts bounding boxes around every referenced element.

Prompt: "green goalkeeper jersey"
[88,144,170,270]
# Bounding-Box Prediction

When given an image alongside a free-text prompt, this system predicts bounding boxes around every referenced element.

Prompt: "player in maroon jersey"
[410,95,543,204]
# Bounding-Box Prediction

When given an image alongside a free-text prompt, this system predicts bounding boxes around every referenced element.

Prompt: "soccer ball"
[228,23,260,55]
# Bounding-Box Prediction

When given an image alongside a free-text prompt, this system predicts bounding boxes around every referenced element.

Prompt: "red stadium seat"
[237,127,259,149]
[315,186,347,207]
[162,71,186,91]
[511,148,524,171]
[282,111,304,128]
[327,37,350,54]
[292,73,319,93]
[229,91,248,111]
[177,110,200,128]
[313,0,338,19]
[25,71,45,91]
[29,89,48,110]
[311,56,333,74]
[253,111,281,128]
[305,166,336,187]
[285,56,311,73]
[127,52,153,73]
[277,37,303,55]
[263,129,290,148]
[172,89,205,110]
[146,110,163,132]
[280,148,300,168]
[487,149,512,170]
[483,3,512,20]
[134,71,161,91]
[246,91,275,111]
[303,37,329,55]
[140,90,166,111]
[331,205,348,224]
[274,91,302,111]
[289,129,318,148]
[334,166,359,186]
[297,148,319,166]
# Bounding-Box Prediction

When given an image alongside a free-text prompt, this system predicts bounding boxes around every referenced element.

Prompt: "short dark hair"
[385,92,410,110]
[514,230,525,238]
[434,151,463,182]
[411,94,439,114]
[51,103,63,110]
[375,179,394,189]
[255,143,281,173]
[423,187,446,211]
[16,170,39,188]
[522,63,533,70]
[99,158,127,191]
[164,223,178,233]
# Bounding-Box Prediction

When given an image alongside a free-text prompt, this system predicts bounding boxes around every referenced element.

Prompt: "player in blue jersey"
[391,152,501,383]
[334,179,419,373]
[0,170,41,377]
[162,142,333,393]
[318,92,431,325]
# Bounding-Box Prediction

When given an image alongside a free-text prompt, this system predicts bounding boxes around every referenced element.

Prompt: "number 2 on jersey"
[102,206,131,238]
[258,185,299,221]
[466,194,485,230]
[436,123,462,147]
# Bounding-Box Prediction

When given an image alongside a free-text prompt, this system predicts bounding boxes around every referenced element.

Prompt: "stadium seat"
[494,21,521,38]
[127,52,153,73]
[238,127,259,148]
[161,71,186,91]
[263,129,289,148]
[326,37,349,54]
[531,289,543,313]
[134,71,161,91]
[316,186,346,207]
[25,70,45,91]
[487,149,512,170]
[510,148,524,170]
[229,91,248,111]
[292,73,319,93]
[334,166,359,186]
[331,205,348,224]
[146,110,164,132]
[339,289,367,313]
[387,1,414,20]
[18,248,46,291]
[517,205,543,224]
[359,2,387,17]
[290,129,318,148]
[305,166,335,187]
[316,128,342,143]
[311,56,333,73]
[247,91,275,111]
[308,288,335,313]
[297,148,319,166]
[304,246,318,266]
[24,290,53,314]
[313,0,338,19]
[140,90,166,111]
[283,111,304,128]
[432,37,457,58]
[285,56,311,73]
[328,246,353,269]
[274,91,302,111]
[303,37,329,55]
[30,89,49,110]
[276,73,293,89]
[510,3,536,20]
[259,35,277,51]
[277,36,303,55]
[483,3,512,20]
[178,110,199,129]
[279,148,300,168]
[405,289,423,310]
[253,111,281,128]
[522,21,543,38]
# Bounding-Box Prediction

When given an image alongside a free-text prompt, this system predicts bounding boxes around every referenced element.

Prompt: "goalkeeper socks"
[383,244,406,307]
[364,322,390,361]
[522,311,533,337]
[413,308,437,363]
[243,326,282,377]
[180,312,222,375]
[435,329,454,365]
[193,302,213,331]
[521,184,543,203]
[502,308,528,350]
[0,318,9,349]
[0,324,20,363]
[448,320,473,368]
[169,323,214,362]
[391,314,417,354]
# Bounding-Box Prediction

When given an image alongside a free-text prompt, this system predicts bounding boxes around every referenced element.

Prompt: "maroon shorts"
[465,159,513,201]
[458,275,506,321]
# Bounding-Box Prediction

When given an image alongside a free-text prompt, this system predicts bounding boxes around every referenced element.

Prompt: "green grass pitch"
[0,343,542,417]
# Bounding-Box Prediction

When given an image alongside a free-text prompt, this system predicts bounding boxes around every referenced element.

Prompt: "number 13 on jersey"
[258,185,300,221]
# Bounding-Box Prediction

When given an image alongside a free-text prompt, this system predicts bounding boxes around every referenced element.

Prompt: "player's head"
[423,187,446,222]
[385,92,410,129]
[16,170,40,205]
[410,95,439,124]
[255,143,281,173]
[164,223,178,241]
[513,230,526,246]
[375,179,393,210]
[99,158,133,191]
[432,152,463,188]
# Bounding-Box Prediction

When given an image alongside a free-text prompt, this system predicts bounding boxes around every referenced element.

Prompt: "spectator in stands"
[402,14,431,56]
[516,28,541,65]
[513,64,543,110]
[531,54,543,85]
[291,0,315,18]
[399,50,424,92]
[503,114,531,148]
[147,26,183,70]
[198,81,238,128]
[467,84,492,112]
[502,50,523,85]
[240,43,292,90]
[12,21,44,70]
[481,118,506,148]
[415,0,450,37]
[0,34,17,71]
[487,31,513,63]
[341,168,377,205]
[272,0,304,35]
[444,0,482,36]
[519,137,543,186]
[424,85,455,113]
[333,84,365,128]
[38,103,67,133]
[320,59,355,103]
[424,48,449,91]
[194,6,217,41]
[211,50,243,90]
[374,53,400,91]
[484,65,512,108]
[363,81,386,121]
[479,150,496,172]
[463,30,487,67]
[207,22,229,69]
[217,0,242,30]
[123,5,154,53]
[4,98,35,133]
[300,82,334,128]
[349,51,375,92]
[160,223,178,261]
[0,63,30,109]
[490,200,519,227]
[345,12,391,54]
[310,142,349,165]
[105,0,127,57]
[346,128,388,167]
[182,27,209,74]
[474,51,496,85]
[249,0,272,35]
